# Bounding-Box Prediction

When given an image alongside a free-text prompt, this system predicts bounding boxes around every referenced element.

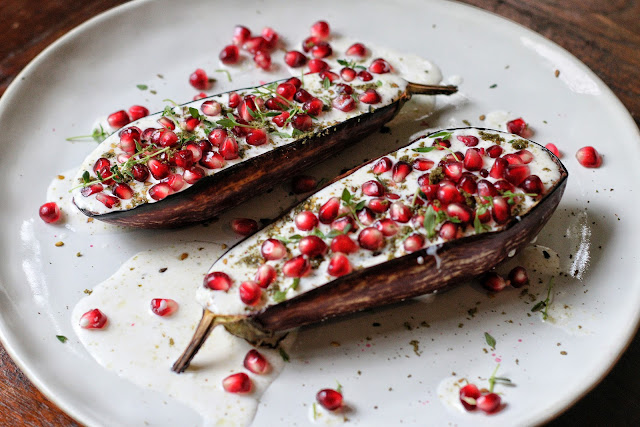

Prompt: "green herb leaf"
[270,131,292,139]
[376,80,383,87]
[273,290,287,303]
[56,335,68,343]
[424,205,436,239]
[336,380,343,393]
[312,403,318,420]
[278,347,290,362]
[312,228,326,239]
[429,131,453,140]
[484,332,496,349]
[215,69,232,82]
[341,188,352,203]
[189,107,201,120]
[82,171,90,184]
[489,83,497,89]
[136,84,148,90]
[292,277,300,290]
[322,77,331,90]
[412,146,437,153]
[354,200,366,211]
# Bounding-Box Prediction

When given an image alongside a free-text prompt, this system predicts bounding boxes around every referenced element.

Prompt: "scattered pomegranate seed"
[39,202,61,223]
[508,266,529,288]
[368,197,390,213]
[148,158,170,180]
[391,161,411,182]
[489,157,508,180]
[228,92,241,108]
[243,349,270,374]
[504,164,531,186]
[261,239,287,261]
[199,151,225,169]
[201,100,222,117]
[346,42,366,57]
[520,175,544,195]
[404,234,425,253]
[486,145,503,158]
[358,227,384,251]
[232,25,251,46]
[112,183,134,199]
[457,135,479,147]
[292,175,317,194]
[459,383,481,410]
[446,203,473,224]
[311,41,332,59]
[463,148,483,171]
[222,372,252,394]
[284,50,307,68]
[299,236,328,258]
[545,143,561,158]
[295,211,319,231]
[340,67,356,82]
[272,111,290,127]
[131,164,149,182]
[477,393,501,413]
[203,271,232,291]
[166,174,185,191]
[310,20,330,40]
[294,88,313,103]
[307,59,329,73]
[148,182,174,201]
[575,146,602,168]
[80,183,103,197]
[189,68,210,90]
[150,298,178,316]
[219,137,239,160]
[319,197,340,223]
[107,110,130,128]
[482,272,509,292]
[327,253,352,277]
[79,308,108,329]
[254,264,277,289]
[372,157,392,174]
[261,27,279,49]
[231,218,258,236]
[477,180,498,197]
[412,158,434,171]
[302,35,319,52]
[491,196,510,224]
[316,388,343,411]
[362,180,385,197]
[244,36,266,54]
[375,218,399,236]
[239,281,262,306]
[506,117,527,136]
[331,216,357,233]
[283,255,311,278]
[219,44,240,65]
[368,58,391,74]
[253,50,271,70]
[96,193,119,208]
[174,150,195,169]
[128,105,149,121]
[183,166,205,184]
[332,94,356,112]
[437,182,462,205]
[246,128,268,146]
[439,221,458,240]
[291,114,312,131]
[357,70,373,81]
[390,202,411,223]
[359,89,381,104]
[329,234,358,254]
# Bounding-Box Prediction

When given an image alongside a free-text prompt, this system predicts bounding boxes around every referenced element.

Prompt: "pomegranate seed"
[448,203,474,224]
[372,157,392,174]
[183,166,205,184]
[310,20,330,40]
[290,175,317,194]
[253,50,271,70]
[413,158,434,171]
[157,116,175,130]
[331,216,357,234]
[299,236,328,257]
[147,158,170,180]
[283,255,311,278]
[220,137,239,160]
[545,143,561,158]
[487,145,503,158]
[392,161,411,182]
[219,44,240,65]
[457,135,479,147]
[189,68,210,90]
[491,196,511,224]
[246,129,268,146]
[80,183,103,197]
[128,105,149,121]
[228,92,241,108]
[316,389,343,411]
[357,207,376,225]
[506,117,528,136]
[199,151,225,169]
[368,58,391,74]
[174,150,195,169]
[150,298,178,316]
[515,149,534,164]
[239,281,262,306]
[272,111,290,127]
[520,175,544,195]
[330,234,358,254]
[261,27,279,49]
[119,132,138,154]
[362,180,385,197]
[368,197,390,213]
[238,98,258,122]
[307,59,329,73]
[293,211,318,232]
[390,202,411,223]
[291,114,312,131]
[404,234,425,253]
[304,98,324,116]
[158,130,177,147]
[302,36,319,52]
[79,308,107,329]
[208,128,228,147]
[432,138,451,150]
[294,89,313,103]
[203,271,231,291]
[96,193,119,208]
[141,127,156,141]
[489,158,507,179]
[359,89,382,104]
[166,174,185,191]
[463,149,483,171]
[477,393,501,413]
[375,218,399,236]
[286,77,302,89]
[576,146,602,168]
[130,164,149,182]
[148,183,173,200]
[508,266,529,288]
[477,180,498,197]
[458,175,477,194]
[112,183,134,199]
[261,238,287,261]
[437,182,462,205]
[493,180,514,194]
[502,153,523,165]
[231,218,258,236]
[318,197,340,224]
[254,264,277,289]
[332,94,356,112]
[327,253,352,277]
[358,227,384,251]
[340,67,356,82]
[232,25,251,46]
[504,164,531,186]
[443,161,463,182]
[244,349,270,374]
[284,50,307,68]
[273,83,296,101]
[39,202,60,223]
[193,92,207,101]
[244,36,266,54]
[439,221,458,240]
[311,41,332,59]
[332,84,352,97]
[459,384,481,410]
[357,70,373,81]
[201,100,222,117]
[346,42,366,57]
[107,110,130,128]
[222,372,252,394]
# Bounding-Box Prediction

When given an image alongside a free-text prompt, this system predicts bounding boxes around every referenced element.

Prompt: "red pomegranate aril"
[458,175,477,194]
[372,157,392,174]
[369,58,391,74]
[295,211,319,231]
[166,174,185,191]
[286,77,302,89]
[183,166,205,184]
[222,373,252,394]
[304,98,324,116]
[283,255,311,278]
[199,151,225,169]
[332,94,356,112]
[489,158,507,179]
[275,82,296,101]
[432,138,451,150]
[119,134,138,155]
[504,164,530,186]
[311,41,332,59]
[246,129,268,146]
[253,50,271,70]
[362,180,385,197]
[508,266,529,288]
[79,308,107,329]
[158,130,178,147]
[439,221,458,240]
[272,111,290,127]
[319,197,340,224]
[200,100,222,117]
[172,150,194,169]
[181,143,202,163]
[477,180,498,197]
[39,202,60,223]
[238,98,258,122]
[446,203,473,224]
[327,253,352,277]
[576,146,602,168]
[463,149,483,171]
[141,127,156,141]
[231,218,258,236]
[207,128,228,147]
[80,183,103,197]
[331,216,357,234]
[129,164,148,182]
[107,110,130,128]
[404,233,425,253]
[545,143,561,158]
[128,105,149,121]
[486,145,503,158]
[204,271,233,292]
[330,234,358,254]
[244,36,266,54]
[294,89,312,103]
[255,264,277,289]
[443,161,463,182]
[147,158,169,180]
[515,149,534,164]
[157,116,175,130]
[308,59,329,73]
[340,67,356,82]
[477,393,501,413]
[506,117,528,136]
[148,183,173,201]
[359,227,385,251]
[193,92,207,101]
[302,35,319,52]
[189,68,210,90]
[390,202,411,223]
[219,44,240,65]
[239,281,262,306]
[316,389,343,411]
[413,158,434,171]
[520,175,544,195]
[502,153,523,165]
[368,197,390,213]
[310,20,330,40]
[112,183,134,200]
[233,25,251,46]
[420,183,439,201]
[284,50,307,68]
[96,193,119,208]
[244,349,270,375]
[261,239,287,261]
[389,161,410,183]
[150,298,178,317]
[459,384,481,411]
[346,42,366,57]
[357,70,373,81]
[292,175,317,194]
[357,207,376,225]
[299,235,328,257]
[456,134,478,147]
[374,218,399,236]
[477,206,492,223]
[492,196,511,224]
[291,114,313,131]
[228,92,241,108]
[220,137,239,160]
[261,27,278,49]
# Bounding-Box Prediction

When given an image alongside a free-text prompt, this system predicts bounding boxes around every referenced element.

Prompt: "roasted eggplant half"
[70,71,456,228]
[172,127,568,372]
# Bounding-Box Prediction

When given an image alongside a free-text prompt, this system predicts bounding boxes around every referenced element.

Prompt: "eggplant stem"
[406,82,458,96]
[172,309,219,373]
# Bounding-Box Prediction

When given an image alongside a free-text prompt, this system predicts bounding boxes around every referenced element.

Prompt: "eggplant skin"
[77,100,407,229]
[247,135,569,333]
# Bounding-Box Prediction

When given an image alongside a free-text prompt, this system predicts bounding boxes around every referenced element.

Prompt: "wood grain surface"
[0,0,638,425]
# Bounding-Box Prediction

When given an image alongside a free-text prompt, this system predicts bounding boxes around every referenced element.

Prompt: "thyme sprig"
[337,59,366,70]
[66,125,109,143]
[531,277,555,320]
[273,278,300,303]
[487,364,511,393]
[341,188,366,227]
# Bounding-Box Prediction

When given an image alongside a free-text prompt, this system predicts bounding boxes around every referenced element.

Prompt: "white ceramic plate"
[1,0,639,425]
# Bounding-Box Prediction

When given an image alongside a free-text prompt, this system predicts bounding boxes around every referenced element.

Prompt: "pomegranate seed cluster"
[197,128,563,314]
[72,70,408,215]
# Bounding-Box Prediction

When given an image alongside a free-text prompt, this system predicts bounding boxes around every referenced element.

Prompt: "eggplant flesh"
[172,127,568,372]
[70,70,456,228]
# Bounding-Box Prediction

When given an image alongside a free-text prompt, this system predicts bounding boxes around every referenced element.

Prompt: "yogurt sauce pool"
[72,242,295,426]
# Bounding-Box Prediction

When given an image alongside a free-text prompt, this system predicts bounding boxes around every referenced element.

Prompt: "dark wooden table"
[1,1,638,425]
